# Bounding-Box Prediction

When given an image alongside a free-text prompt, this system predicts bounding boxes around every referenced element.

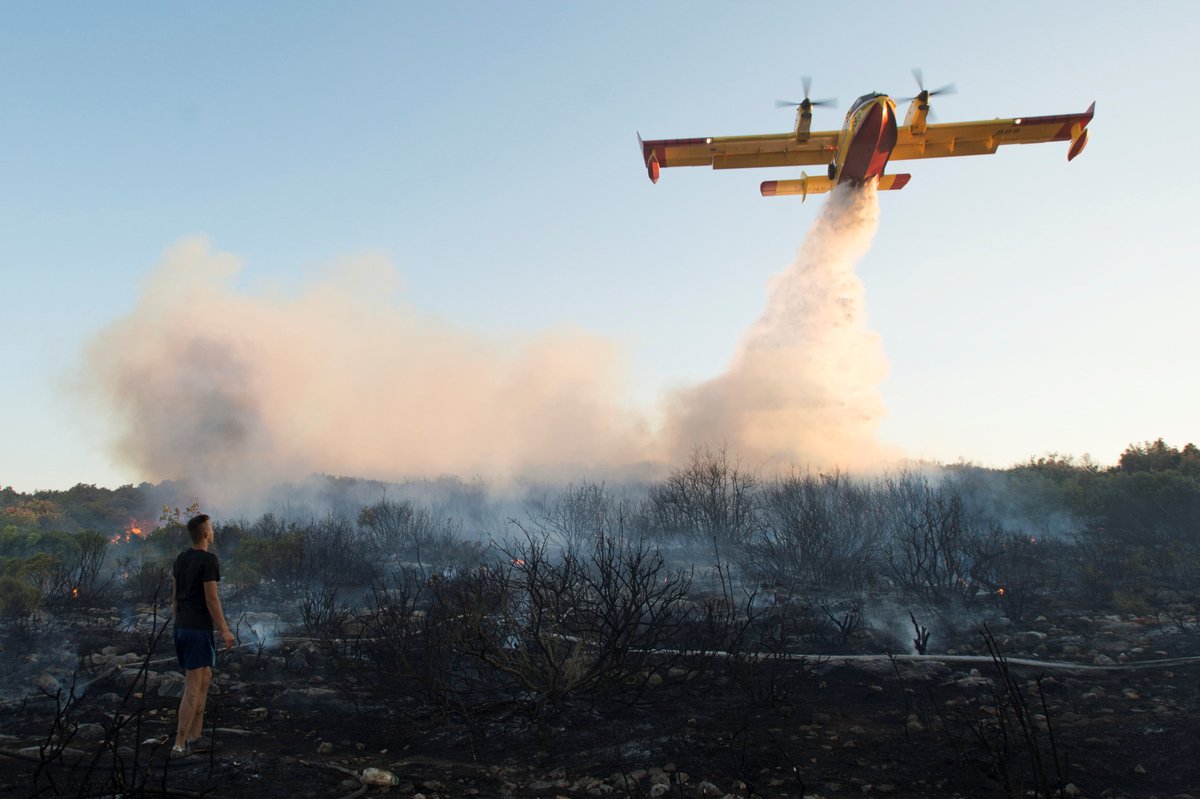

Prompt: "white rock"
[31,673,61,695]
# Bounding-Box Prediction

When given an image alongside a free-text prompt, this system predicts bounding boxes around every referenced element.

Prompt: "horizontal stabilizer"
[877,173,911,191]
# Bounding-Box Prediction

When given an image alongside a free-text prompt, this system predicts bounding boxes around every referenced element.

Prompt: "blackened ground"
[2,612,1199,799]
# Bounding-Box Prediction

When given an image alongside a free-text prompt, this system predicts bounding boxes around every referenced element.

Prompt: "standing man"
[171,514,235,757]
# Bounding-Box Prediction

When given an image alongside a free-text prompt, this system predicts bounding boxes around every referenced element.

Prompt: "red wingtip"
[1079,101,1096,131]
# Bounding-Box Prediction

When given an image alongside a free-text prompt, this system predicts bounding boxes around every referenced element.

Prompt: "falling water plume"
[663,182,892,471]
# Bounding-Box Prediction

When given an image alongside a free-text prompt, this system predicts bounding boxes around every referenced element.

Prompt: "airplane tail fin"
[761,172,911,199]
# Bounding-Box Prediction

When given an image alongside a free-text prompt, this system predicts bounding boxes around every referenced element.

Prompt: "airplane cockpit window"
[848,93,885,114]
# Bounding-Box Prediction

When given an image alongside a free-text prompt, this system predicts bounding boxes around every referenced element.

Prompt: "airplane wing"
[892,102,1095,163]
[639,131,840,182]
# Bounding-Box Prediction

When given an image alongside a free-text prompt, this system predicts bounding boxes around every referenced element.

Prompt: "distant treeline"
[3,438,1197,537]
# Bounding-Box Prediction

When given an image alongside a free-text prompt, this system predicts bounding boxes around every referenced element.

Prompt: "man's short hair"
[186,514,211,545]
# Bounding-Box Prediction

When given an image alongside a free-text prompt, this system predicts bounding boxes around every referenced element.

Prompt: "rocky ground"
[2,604,1199,799]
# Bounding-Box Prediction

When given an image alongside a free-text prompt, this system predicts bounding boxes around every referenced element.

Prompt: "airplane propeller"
[900,68,957,103]
[775,76,837,111]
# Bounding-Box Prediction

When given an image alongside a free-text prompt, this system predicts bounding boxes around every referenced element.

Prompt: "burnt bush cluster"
[332,527,834,717]
[1,438,1196,655]
[227,513,375,589]
[651,442,1200,613]
[642,449,1076,617]
[221,501,487,595]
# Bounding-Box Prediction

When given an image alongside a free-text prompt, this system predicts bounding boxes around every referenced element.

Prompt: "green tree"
[1118,438,1200,476]
[0,575,41,628]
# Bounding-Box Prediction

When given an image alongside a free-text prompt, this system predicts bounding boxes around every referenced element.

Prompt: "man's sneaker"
[169,742,191,758]
[186,736,221,752]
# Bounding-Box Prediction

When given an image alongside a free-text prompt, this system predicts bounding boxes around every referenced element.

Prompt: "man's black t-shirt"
[173,549,220,631]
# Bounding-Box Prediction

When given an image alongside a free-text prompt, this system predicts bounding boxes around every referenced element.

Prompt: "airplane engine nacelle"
[1068,124,1089,161]
[647,155,660,183]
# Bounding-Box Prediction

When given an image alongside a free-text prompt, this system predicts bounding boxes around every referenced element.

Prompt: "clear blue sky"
[2,1,1196,491]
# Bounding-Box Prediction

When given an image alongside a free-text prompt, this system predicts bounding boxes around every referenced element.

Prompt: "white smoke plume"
[662,183,893,469]
[81,239,651,501]
[81,185,892,499]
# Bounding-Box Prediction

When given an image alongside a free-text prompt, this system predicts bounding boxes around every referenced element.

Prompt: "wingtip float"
[639,76,1094,200]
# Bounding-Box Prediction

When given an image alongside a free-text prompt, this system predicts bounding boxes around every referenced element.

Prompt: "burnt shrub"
[57,530,110,607]
[524,481,641,558]
[428,528,693,715]
[646,444,760,549]
[966,530,1073,622]
[354,573,465,704]
[881,474,997,606]
[742,470,883,590]
[357,499,484,575]
[115,556,171,607]
[300,585,354,651]
[357,499,420,554]
[305,514,380,586]
[672,564,823,705]
[232,513,380,590]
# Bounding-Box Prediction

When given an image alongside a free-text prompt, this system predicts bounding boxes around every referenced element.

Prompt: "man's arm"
[171,576,177,618]
[202,580,236,650]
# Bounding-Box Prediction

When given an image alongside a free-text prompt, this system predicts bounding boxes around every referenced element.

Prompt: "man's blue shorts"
[175,627,216,671]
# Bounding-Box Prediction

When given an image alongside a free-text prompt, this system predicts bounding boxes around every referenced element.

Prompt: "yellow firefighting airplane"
[639,74,1094,199]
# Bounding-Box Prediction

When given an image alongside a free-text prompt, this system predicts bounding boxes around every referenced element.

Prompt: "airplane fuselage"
[834,93,898,184]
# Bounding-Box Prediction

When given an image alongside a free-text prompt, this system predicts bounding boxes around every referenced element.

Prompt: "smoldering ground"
[80,184,891,500]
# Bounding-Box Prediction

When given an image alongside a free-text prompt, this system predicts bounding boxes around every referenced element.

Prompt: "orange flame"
[512,559,526,566]
[996,587,1007,597]
[111,521,151,545]
[70,587,79,599]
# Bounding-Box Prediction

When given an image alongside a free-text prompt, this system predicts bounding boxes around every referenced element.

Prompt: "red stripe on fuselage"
[840,101,897,184]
